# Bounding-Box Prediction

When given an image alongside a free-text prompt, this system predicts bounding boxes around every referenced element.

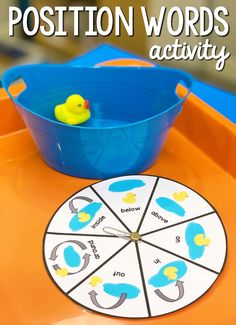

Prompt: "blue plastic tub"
[2,64,192,179]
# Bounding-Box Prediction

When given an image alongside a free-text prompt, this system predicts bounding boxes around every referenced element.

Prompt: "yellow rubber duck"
[122,192,136,204]
[54,94,91,125]
[194,234,211,246]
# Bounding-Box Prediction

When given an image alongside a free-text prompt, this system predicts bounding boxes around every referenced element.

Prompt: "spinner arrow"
[154,280,184,302]
[49,240,91,275]
[89,290,127,309]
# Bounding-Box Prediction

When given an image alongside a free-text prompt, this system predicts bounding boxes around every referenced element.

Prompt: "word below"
[121,207,141,213]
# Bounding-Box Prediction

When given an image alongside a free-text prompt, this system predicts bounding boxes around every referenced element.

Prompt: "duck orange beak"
[84,99,90,109]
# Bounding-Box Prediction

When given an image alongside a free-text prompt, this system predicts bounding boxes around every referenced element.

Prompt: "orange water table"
[0,85,236,325]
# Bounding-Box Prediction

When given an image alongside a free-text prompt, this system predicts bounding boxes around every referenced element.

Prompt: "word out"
[113,271,125,277]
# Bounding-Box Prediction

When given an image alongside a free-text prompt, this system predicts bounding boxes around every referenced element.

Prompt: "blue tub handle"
[2,65,36,98]
[173,70,192,114]
[2,66,26,98]
[154,66,192,114]
[177,71,192,98]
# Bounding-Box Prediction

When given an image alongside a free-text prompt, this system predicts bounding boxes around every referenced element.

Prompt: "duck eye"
[78,104,82,107]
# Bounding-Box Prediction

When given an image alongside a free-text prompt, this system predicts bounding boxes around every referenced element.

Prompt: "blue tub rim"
[2,64,193,131]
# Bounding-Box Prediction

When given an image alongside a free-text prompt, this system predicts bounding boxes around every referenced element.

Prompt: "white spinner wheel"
[43,175,227,318]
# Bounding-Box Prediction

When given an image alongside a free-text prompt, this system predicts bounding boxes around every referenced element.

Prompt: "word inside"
[90,216,105,229]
